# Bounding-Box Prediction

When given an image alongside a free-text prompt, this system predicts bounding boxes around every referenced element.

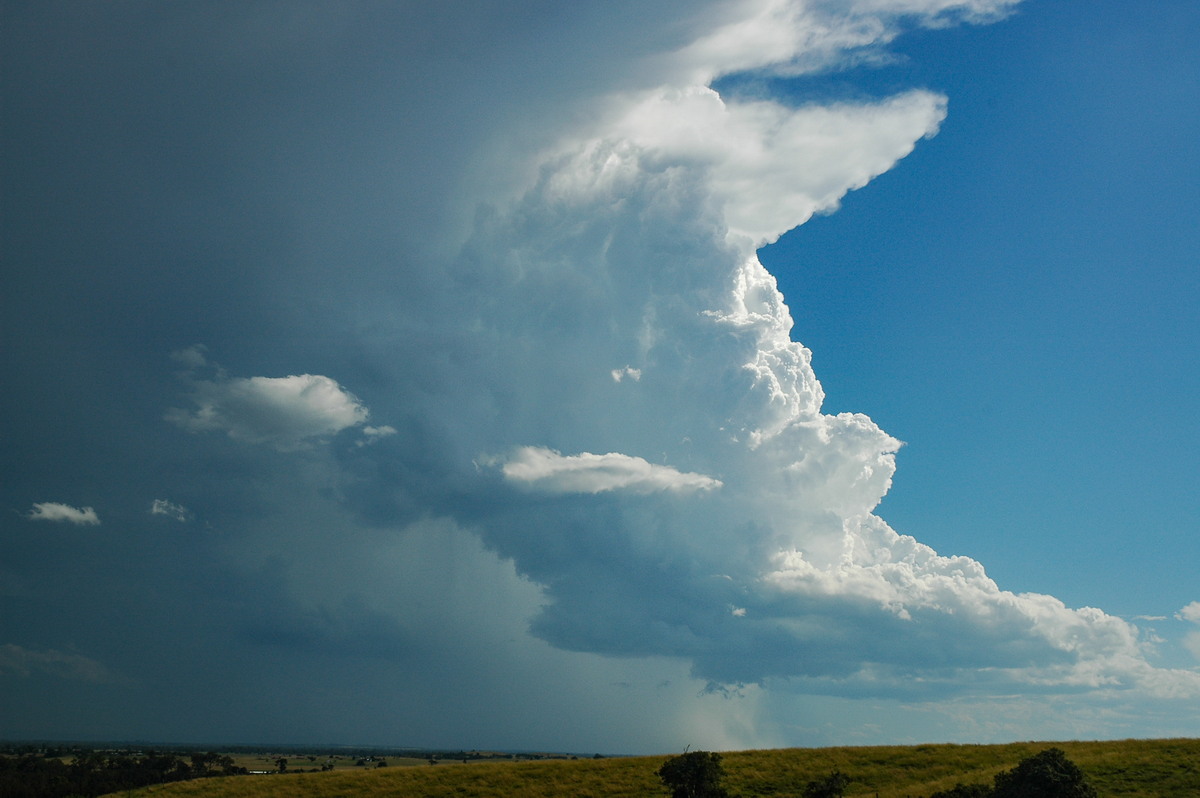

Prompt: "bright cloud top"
[607,86,945,247]
[499,446,723,495]
[26,502,100,526]
[167,354,370,451]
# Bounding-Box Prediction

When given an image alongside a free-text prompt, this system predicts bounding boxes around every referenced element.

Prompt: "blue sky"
[762,0,1200,617]
[2,0,1198,753]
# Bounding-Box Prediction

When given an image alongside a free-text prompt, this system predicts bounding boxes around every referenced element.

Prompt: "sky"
[2,0,1198,754]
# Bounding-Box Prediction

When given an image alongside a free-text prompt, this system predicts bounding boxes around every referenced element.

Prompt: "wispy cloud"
[149,499,190,522]
[673,0,1020,83]
[0,644,110,682]
[356,425,398,447]
[26,502,99,526]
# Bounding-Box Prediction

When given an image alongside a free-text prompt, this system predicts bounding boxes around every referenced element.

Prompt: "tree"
[189,751,233,777]
[274,757,287,773]
[802,770,851,798]
[657,751,730,798]
[992,748,1096,798]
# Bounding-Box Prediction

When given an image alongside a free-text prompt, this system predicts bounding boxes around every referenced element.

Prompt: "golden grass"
[111,738,1200,798]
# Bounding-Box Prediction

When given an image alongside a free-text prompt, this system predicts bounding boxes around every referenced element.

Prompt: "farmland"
[97,738,1199,798]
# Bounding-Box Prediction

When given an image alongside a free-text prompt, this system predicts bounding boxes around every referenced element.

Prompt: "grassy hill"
[110,738,1198,798]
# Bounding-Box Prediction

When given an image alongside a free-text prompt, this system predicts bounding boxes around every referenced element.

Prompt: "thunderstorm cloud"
[3,0,1197,751]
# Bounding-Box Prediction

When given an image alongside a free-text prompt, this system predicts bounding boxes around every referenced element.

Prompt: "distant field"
[109,738,1199,797]
[222,749,573,773]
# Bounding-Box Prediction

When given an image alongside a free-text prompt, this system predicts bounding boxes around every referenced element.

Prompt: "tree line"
[0,749,247,797]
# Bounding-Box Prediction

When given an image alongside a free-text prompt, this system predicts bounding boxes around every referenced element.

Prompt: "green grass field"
[109,738,1199,798]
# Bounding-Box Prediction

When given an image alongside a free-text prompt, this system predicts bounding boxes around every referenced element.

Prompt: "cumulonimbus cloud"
[498,446,722,495]
[133,0,1198,719]
[403,0,1200,703]
[26,502,100,526]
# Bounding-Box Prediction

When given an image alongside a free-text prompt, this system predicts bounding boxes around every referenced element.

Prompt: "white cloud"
[356,425,398,447]
[1184,634,1200,663]
[611,366,642,382]
[150,499,189,522]
[1177,603,1200,661]
[671,0,1019,84]
[498,446,722,495]
[554,86,946,249]
[26,502,99,526]
[362,425,397,438]
[850,0,1020,24]
[168,365,370,451]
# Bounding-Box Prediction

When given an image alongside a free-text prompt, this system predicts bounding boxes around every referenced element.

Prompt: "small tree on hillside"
[992,748,1096,798]
[658,751,730,798]
[803,770,851,798]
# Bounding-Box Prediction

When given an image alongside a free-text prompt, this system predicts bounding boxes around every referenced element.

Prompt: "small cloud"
[150,499,190,522]
[1176,602,1200,624]
[0,643,110,682]
[611,366,642,383]
[356,425,398,447]
[1133,615,1167,621]
[26,502,100,526]
[167,358,371,451]
[498,446,722,495]
[170,343,210,370]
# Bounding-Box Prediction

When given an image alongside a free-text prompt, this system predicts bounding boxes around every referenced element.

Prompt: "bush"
[658,751,730,798]
[930,748,1096,798]
[992,747,1096,798]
